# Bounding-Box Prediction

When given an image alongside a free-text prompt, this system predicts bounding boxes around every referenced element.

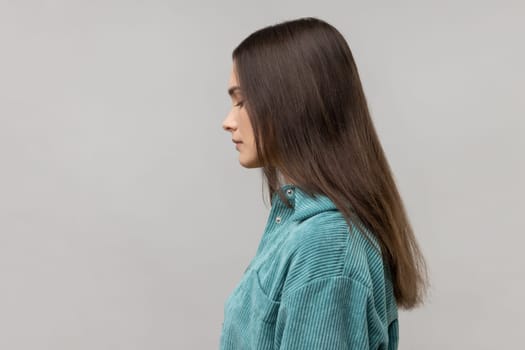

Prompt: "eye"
[234,101,244,108]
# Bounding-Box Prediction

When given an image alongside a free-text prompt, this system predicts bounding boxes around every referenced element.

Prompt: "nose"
[222,110,237,132]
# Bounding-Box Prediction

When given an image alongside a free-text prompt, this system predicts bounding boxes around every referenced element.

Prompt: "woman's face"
[222,63,261,168]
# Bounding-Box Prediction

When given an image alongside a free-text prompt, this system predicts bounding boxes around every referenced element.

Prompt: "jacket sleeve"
[275,275,374,350]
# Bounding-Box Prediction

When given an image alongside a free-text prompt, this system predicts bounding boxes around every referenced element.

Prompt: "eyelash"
[235,101,244,108]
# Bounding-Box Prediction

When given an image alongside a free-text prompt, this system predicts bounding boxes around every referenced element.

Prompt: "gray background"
[1,1,523,349]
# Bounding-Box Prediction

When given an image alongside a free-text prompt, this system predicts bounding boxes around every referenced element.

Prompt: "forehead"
[228,64,242,97]
[228,65,238,85]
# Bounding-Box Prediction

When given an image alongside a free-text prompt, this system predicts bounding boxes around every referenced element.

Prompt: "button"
[275,216,282,224]
[286,188,294,196]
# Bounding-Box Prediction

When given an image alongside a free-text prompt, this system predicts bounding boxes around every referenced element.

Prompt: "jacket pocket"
[249,268,281,324]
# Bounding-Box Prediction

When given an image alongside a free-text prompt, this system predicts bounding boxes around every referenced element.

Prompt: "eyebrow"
[228,85,241,97]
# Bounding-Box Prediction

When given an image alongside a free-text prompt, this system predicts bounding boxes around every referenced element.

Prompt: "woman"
[220,17,428,349]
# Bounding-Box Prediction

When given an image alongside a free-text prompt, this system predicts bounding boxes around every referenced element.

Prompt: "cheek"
[239,114,253,138]
[243,115,255,136]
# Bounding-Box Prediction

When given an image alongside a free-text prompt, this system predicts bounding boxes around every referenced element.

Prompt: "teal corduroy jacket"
[220,184,399,349]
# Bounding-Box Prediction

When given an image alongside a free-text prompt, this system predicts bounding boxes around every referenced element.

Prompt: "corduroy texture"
[219,184,398,349]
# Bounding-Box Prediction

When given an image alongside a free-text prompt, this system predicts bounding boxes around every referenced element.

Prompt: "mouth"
[232,140,243,144]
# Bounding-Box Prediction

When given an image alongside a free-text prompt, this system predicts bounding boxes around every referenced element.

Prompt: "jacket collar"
[271,184,338,222]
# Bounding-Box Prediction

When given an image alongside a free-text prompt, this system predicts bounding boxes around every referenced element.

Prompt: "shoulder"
[282,210,378,295]
[289,210,350,253]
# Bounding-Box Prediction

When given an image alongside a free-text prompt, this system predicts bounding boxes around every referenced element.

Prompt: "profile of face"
[222,63,261,168]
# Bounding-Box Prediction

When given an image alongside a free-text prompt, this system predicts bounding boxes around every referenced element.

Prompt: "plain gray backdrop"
[0,1,523,349]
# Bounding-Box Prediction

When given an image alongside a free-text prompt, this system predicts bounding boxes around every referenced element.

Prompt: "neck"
[277,169,295,185]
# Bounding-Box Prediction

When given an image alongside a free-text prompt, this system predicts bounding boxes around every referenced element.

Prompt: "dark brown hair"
[232,17,428,309]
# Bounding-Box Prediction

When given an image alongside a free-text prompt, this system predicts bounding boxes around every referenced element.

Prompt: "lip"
[232,139,243,144]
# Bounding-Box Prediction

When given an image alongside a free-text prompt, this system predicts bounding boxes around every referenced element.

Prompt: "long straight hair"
[232,17,428,309]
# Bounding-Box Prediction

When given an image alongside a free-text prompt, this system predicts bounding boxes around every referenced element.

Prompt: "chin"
[239,157,261,169]
[239,162,258,169]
